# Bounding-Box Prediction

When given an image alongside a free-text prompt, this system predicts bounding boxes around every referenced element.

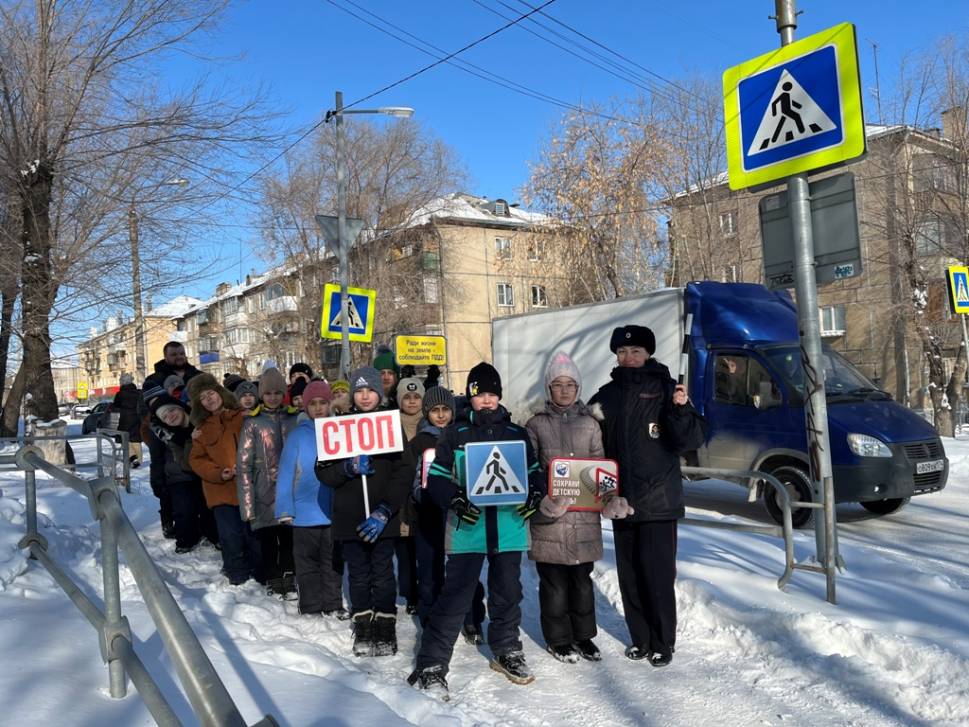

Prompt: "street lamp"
[324,90,414,379]
[129,177,189,382]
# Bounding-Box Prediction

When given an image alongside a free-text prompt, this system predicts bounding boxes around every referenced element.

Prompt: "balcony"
[265,295,298,315]
[169,330,188,343]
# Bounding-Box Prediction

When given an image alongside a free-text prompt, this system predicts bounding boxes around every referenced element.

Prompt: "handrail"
[13,445,279,726]
[681,465,797,591]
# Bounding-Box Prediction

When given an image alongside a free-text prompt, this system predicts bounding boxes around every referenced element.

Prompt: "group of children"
[144,349,645,700]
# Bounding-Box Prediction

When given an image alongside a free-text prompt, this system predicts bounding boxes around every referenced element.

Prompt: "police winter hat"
[466,362,502,399]
[304,379,333,403]
[609,325,656,355]
[289,362,314,381]
[350,366,383,395]
[397,376,425,402]
[422,386,455,416]
[258,367,287,398]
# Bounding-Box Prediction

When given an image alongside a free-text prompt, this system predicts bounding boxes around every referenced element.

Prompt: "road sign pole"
[774,0,839,604]
[335,90,351,379]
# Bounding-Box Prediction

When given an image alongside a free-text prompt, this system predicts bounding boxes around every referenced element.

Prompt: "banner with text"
[547,457,619,512]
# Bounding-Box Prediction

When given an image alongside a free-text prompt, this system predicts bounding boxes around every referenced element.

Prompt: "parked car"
[82,402,112,434]
[72,402,94,418]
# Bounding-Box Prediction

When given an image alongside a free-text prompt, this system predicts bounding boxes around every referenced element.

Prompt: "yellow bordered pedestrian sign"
[947,265,969,315]
[320,282,376,342]
[723,22,865,190]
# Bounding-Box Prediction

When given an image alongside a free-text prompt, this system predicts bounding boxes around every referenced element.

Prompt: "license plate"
[916,459,944,474]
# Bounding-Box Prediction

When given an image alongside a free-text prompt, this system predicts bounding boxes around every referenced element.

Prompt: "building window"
[719,210,737,237]
[819,304,846,336]
[494,201,507,216]
[496,283,514,307]
[196,308,208,325]
[495,237,511,260]
[264,282,284,303]
[222,297,240,316]
[423,275,439,304]
[527,239,545,261]
[530,284,548,308]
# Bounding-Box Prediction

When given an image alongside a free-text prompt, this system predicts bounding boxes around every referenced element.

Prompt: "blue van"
[493,281,948,527]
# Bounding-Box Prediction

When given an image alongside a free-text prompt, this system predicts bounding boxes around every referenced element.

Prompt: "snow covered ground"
[0,424,967,726]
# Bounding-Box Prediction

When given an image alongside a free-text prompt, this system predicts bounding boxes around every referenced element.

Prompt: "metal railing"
[0,428,132,492]
[682,466,810,593]
[10,445,278,727]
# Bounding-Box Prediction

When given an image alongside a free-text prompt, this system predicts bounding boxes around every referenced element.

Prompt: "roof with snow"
[399,193,551,229]
[146,295,205,318]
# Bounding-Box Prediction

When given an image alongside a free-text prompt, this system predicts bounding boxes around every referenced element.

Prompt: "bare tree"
[0,0,274,421]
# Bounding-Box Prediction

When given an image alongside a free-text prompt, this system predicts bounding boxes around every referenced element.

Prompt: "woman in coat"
[113,373,144,467]
[188,373,262,586]
[237,367,299,597]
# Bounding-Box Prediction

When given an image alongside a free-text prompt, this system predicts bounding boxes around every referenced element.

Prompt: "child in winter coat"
[395,375,424,612]
[237,367,299,598]
[408,387,486,636]
[526,351,633,664]
[409,363,546,698]
[188,373,262,586]
[275,379,347,617]
[148,394,218,553]
[315,367,414,657]
[235,381,258,414]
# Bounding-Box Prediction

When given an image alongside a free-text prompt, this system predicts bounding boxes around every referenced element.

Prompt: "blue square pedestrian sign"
[465,440,528,507]
[723,22,865,190]
[320,282,376,343]
[947,265,969,315]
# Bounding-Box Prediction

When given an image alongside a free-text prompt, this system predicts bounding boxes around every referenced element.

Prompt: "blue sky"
[164,0,964,297]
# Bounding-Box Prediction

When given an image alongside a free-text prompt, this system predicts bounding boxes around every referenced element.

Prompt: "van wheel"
[762,465,815,529]
[860,497,910,516]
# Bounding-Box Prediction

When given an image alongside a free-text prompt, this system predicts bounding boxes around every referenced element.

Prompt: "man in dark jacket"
[142,342,203,538]
[112,372,143,467]
[589,325,706,668]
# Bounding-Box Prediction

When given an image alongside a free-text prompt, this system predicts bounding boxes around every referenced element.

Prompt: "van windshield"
[762,346,889,402]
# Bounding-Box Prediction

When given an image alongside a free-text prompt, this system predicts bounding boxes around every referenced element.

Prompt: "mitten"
[356,502,393,543]
[450,492,481,525]
[539,494,571,519]
[516,488,544,520]
[602,496,635,520]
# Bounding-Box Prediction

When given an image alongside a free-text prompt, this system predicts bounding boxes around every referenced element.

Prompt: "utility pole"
[773,0,839,604]
[335,90,351,379]
[128,205,146,382]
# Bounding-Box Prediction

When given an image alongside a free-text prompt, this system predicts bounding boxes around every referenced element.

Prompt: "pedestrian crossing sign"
[723,22,865,190]
[320,282,376,342]
[946,265,969,315]
[465,440,528,507]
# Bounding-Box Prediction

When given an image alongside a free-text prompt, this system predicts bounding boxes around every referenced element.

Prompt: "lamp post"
[325,91,413,378]
[129,178,189,382]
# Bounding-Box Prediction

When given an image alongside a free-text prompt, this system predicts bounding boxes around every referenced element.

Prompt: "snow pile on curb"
[0,494,27,590]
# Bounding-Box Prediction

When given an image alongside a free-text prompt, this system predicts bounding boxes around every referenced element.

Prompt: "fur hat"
[119,372,134,386]
[545,351,581,392]
[304,379,332,403]
[235,380,258,401]
[466,362,502,399]
[289,362,314,381]
[422,386,455,416]
[149,393,190,422]
[187,372,238,424]
[258,367,287,398]
[330,379,350,395]
[373,351,399,377]
[609,325,656,355]
[397,376,425,402]
[349,366,382,395]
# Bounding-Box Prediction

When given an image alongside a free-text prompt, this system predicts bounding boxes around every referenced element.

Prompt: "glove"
[517,489,544,520]
[356,502,393,543]
[450,492,481,525]
[539,495,571,519]
[343,454,375,476]
[602,496,635,520]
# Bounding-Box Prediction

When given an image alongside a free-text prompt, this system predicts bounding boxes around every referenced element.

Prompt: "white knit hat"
[545,351,581,392]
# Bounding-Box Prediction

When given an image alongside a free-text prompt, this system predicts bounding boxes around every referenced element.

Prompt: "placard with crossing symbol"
[320,282,376,343]
[465,440,528,507]
[723,22,865,190]
[947,265,969,315]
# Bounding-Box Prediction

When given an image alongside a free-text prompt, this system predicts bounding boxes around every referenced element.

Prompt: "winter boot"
[624,645,649,661]
[649,651,673,668]
[280,572,298,601]
[407,665,449,701]
[372,612,398,656]
[351,610,374,657]
[546,643,581,664]
[324,607,350,621]
[266,578,285,598]
[462,623,483,646]
[573,639,602,662]
[490,650,534,685]
[161,513,175,540]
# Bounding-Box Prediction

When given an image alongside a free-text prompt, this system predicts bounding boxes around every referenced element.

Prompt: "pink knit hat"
[545,351,581,392]
[303,379,332,403]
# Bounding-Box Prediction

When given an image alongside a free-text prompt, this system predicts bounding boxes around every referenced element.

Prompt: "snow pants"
[416,551,522,673]
[292,525,344,614]
[212,504,262,583]
[394,536,419,607]
[145,429,172,527]
[257,525,295,585]
[613,519,678,656]
[169,476,216,551]
[342,537,396,616]
[535,561,597,647]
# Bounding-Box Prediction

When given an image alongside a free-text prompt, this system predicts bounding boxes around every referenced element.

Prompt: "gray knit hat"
[235,380,258,400]
[258,367,287,398]
[397,376,425,402]
[163,374,184,393]
[422,386,455,416]
[349,366,382,395]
